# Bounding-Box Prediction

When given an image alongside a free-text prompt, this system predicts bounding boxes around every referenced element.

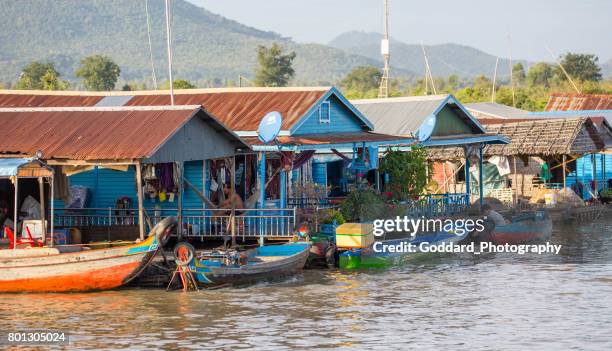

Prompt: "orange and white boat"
[0,217,175,293]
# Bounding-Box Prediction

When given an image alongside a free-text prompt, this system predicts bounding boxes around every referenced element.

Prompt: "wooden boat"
[490,211,552,245]
[339,230,470,269]
[0,217,176,293]
[174,242,311,288]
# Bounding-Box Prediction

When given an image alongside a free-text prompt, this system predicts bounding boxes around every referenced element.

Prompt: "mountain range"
[0,0,608,88]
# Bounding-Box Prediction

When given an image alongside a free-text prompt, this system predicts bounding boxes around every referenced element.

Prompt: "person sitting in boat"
[482,204,506,227]
[219,185,244,214]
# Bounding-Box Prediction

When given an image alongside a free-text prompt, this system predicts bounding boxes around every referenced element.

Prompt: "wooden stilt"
[38,177,46,245]
[562,154,567,193]
[136,161,145,241]
[167,265,199,291]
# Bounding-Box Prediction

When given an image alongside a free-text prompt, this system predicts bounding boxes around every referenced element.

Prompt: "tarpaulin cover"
[0,158,34,177]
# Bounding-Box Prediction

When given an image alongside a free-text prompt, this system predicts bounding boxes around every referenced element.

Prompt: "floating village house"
[0,104,248,244]
[466,100,611,201]
[351,95,509,208]
[0,88,414,243]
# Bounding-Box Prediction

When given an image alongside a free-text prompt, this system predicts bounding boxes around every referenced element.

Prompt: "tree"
[161,79,196,89]
[76,55,121,91]
[526,62,555,88]
[512,63,526,86]
[379,146,431,201]
[340,65,382,98]
[558,53,602,82]
[17,61,68,90]
[254,43,296,87]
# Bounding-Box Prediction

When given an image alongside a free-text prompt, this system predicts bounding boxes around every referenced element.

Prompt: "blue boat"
[174,242,311,288]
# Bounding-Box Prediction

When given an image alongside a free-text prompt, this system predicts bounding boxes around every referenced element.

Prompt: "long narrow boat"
[490,211,552,245]
[175,242,311,288]
[0,217,176,293]
[339,230,469,269]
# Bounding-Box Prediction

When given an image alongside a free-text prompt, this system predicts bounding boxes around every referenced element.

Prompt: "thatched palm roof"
[427,117,604,160]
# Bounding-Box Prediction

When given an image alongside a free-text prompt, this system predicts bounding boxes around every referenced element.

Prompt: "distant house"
[465,100,612,199]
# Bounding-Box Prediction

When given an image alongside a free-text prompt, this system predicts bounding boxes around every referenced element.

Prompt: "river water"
[3,219,612,350]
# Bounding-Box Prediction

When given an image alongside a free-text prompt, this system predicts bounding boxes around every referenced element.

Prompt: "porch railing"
[288,197,343,209]
[403,193,470,218]
[53,207,296,239]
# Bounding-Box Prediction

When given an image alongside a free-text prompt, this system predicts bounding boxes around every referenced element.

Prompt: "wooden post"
[513,156,518,207]
[50,173,54,247]
[258,152,266,247]
[135,161,145,240]
[178,161,184,236]
[442,162,447,193]
[38,177,46,244]
[230,156,236,247]
[478,145,484,211]
[592,153,597,193]
[562,154,567,193]
[464,151,471,203]
[13,175,18,250]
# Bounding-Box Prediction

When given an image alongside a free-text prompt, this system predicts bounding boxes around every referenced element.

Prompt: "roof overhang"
[245,132,415,152]
[423,134,509,147]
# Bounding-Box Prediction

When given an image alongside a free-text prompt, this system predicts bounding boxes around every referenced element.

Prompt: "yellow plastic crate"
[335,223,374,249]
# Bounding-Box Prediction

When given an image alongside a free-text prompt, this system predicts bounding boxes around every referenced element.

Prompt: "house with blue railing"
[0,105,247,244]
[352,95,509,210]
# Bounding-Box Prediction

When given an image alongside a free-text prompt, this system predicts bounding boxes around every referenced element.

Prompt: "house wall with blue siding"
[54,161,205,210]
[292,95,365,135]
[566,153,612,199]
[312,161,327,187]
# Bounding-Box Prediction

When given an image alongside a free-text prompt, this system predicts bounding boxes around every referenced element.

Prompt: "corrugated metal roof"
[126,89,328,131]
[545,93,612,111]
[352,95,448,136]
[0,106,204,161]
[0,93,103,107]
[0,88,331,132]
[465,102,531,119]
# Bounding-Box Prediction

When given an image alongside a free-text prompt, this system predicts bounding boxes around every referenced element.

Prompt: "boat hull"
[339,231,468,269]
[191,243,310,287]
[491,212,552,245]
[0,232,160,293]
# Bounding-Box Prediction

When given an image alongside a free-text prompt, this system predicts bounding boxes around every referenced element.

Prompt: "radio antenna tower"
[378,0,390,98]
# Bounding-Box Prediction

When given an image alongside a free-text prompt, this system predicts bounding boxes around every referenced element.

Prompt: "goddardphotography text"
[371,216,562,255]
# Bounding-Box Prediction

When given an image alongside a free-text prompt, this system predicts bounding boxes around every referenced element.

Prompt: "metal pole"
[178,161,184,236]
[164,0,175,105]
[13,175,18,250]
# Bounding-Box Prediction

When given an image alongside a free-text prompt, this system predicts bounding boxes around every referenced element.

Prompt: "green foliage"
[379,146,431,201]
[16,61,68,90]
[76,55,120,91]
[160,79,197,89]
[512,63,526,86]
[340,187,386,222]
[319,209,346,225]
[558,53,602,82]
[526,62,556,88]
[254,43,296,87]
[340,65,382,98]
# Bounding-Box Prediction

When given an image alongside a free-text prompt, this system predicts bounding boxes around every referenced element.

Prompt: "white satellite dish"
[257,111,283,144]
[417,114,436,142]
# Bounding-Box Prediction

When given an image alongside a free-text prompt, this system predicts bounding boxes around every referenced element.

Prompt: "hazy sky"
[188,0,611,62]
